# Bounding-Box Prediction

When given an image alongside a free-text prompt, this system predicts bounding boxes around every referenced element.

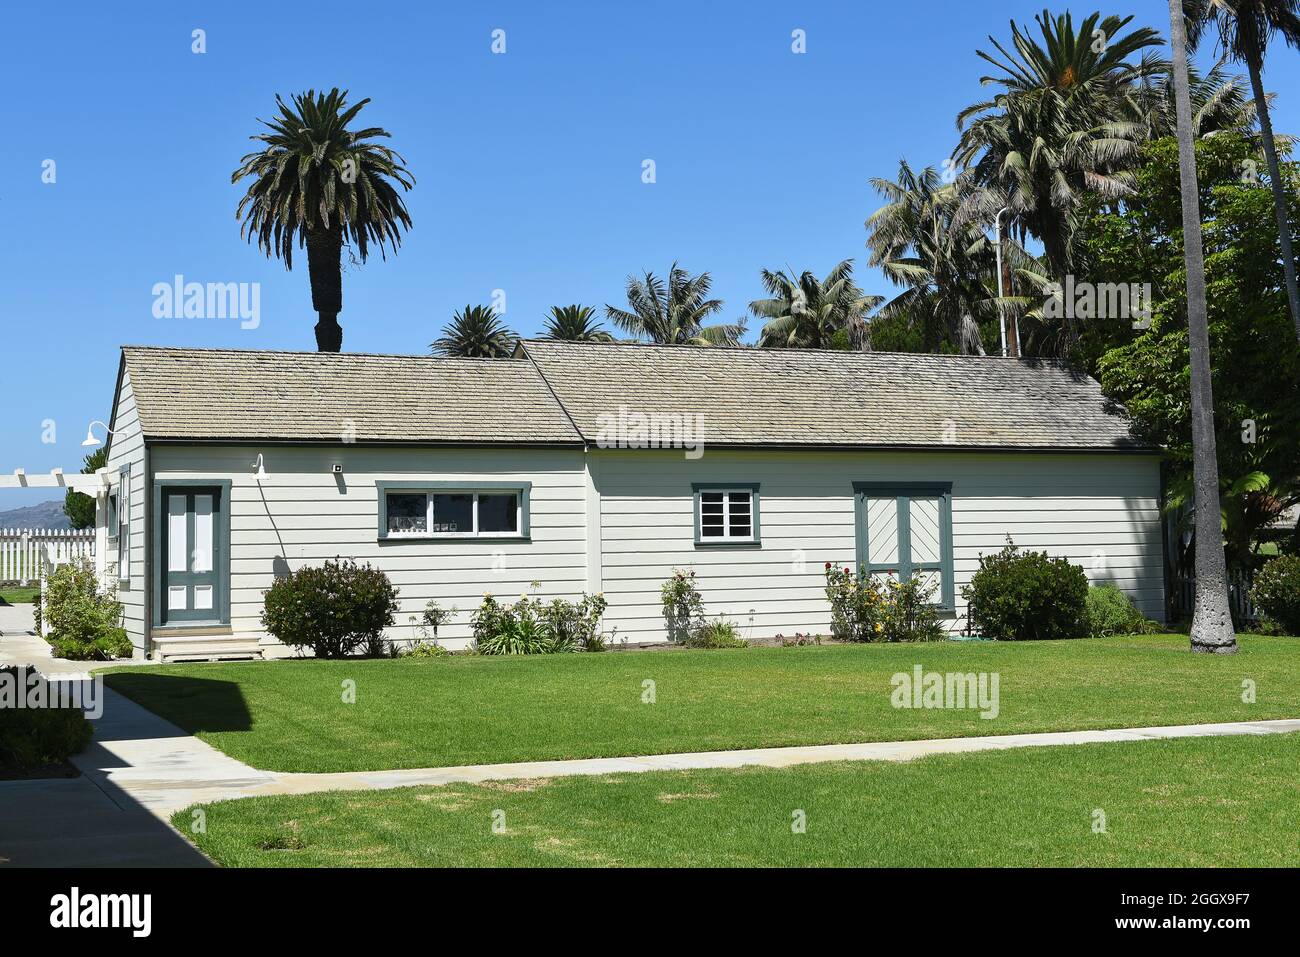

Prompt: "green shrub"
[1085,584,1151,637]
[261,559,399,659]
[1250,555,1300,635]
[400,600,457,657]
[661,569,706,643]
[684,618,748,649]
[962,538,1089,641]
[0,668,93,773]
[471,588,608,655]
[43,558,126,660]
[824,563,948,642]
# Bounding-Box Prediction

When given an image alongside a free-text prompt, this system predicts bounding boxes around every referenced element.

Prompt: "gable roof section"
[520,340,1150,451]
[120,346,583,445]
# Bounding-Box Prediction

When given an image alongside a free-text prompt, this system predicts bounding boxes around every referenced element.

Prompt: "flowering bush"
[401,600,457,657]
[472,586,608,654]
[661,569,706,643]
[824,562,947,643]
[261,559,399,658]
[42,558,128,660]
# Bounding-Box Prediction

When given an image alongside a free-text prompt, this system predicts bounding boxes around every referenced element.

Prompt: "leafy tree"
[541,305,612,341]
[751,260,882,350]
[232,89,415,352]
[431,305,518,358]
[1092,133,1300,618]
[62,448,106,530]
[605,264,745,345]
[1184,0,1300,341]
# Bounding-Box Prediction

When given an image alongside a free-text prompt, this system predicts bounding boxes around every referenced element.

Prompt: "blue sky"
[3,1,1299,507]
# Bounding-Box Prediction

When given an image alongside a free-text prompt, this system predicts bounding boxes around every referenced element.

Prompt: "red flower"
[824,562,832,570]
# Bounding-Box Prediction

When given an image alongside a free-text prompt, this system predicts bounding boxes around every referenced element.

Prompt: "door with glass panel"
[161,487,224,623]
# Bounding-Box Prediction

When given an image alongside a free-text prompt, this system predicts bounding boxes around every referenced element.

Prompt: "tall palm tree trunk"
[1169,0,1237,654]
[306,226,344,352]
[1243,48,1300,342]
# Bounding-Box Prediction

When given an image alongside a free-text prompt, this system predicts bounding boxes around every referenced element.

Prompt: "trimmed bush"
[963,538,1088,641]
[1250,555,1300,635]
[42,558,127,660]
[261,559,399,659]
[0,667,93,773]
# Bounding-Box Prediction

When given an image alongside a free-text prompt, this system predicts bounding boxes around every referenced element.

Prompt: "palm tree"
[1131,55,1261,139]
[1185,0,1300,341]
[866,161,1005,355]
[431,305,518,358]
[605,264,745,345]
[1167,0,1238,654]
[541,305,613,342]
[954,12,1163,279]
[232,89,415,352]
[751,260,882,350]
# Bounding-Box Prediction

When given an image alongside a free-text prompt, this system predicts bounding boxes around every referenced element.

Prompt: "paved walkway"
[4,626,1300,865]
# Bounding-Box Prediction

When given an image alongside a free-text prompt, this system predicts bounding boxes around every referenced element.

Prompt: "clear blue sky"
[3,1,1298,507]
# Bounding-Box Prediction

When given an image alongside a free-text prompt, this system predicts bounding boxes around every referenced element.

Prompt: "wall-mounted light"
[252,453,268,482]
[81,420,119,448]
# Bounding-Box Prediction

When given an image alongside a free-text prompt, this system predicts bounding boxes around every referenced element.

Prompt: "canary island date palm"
[542,305,613,341]
[1167,0,1238,653]
[751,260,883,350]
[954,11,1163,279]
[232,88,414,352]
[1185,0,1300,341]
[1131,55,1261,139]
[431,305,518,358]
[605,264,745,345]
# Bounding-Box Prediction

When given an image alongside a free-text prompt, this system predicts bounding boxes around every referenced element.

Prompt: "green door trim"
[853,481,955,612]
[152,479,232,627]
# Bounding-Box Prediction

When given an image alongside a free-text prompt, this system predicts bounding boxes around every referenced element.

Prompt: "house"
[99,341,1164,661]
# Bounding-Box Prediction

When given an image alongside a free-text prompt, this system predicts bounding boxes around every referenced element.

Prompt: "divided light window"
[694,484,760,545]
[382,486,527,539]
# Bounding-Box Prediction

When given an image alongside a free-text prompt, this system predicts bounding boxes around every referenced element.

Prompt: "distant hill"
[0,499,72,530]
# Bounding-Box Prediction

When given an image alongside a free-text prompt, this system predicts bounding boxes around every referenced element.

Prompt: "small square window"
[695,486,758,545]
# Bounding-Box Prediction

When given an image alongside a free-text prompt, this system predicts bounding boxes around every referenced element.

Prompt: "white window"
[696,487,757,543]
[383,487,525,539]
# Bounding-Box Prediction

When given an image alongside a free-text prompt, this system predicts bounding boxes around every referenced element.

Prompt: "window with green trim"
[117,465,131,584]
[693,483,760,546]
[377,482,532,540]
[854,483,953,608]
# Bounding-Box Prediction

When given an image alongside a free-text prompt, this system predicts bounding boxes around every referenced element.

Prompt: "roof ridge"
[121,344,523,363]
[519,339,1074,366]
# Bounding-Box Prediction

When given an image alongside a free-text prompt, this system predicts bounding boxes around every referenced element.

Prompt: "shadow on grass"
[102,672,253,735]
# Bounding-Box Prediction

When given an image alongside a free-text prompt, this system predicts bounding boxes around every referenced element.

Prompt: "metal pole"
[994,206,1010,357]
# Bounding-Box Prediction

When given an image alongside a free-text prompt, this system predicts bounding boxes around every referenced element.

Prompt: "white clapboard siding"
[0,528,95,583]
[151,444,590,652]
[592,447,1165,641]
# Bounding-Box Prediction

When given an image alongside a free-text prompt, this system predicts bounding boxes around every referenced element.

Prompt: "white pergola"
[0,467,112,492]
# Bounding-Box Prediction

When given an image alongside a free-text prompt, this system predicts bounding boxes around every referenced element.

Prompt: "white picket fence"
[0,528,95,584]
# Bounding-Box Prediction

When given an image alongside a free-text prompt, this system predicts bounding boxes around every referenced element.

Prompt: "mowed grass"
[175,731,1300,867]
[0,586,38,604]
[104,634,1300,773]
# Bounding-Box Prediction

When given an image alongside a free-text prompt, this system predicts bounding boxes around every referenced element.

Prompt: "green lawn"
[104,634,1300,773]
[173,731,1300,867]
[0,586,38,604]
